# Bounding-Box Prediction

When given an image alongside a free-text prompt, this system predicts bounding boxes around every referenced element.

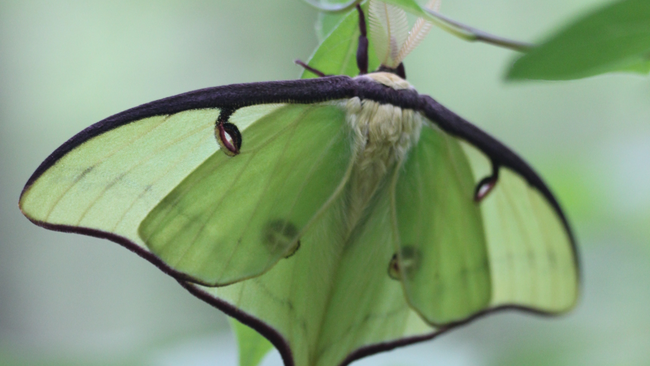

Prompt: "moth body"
[341,72,423,228]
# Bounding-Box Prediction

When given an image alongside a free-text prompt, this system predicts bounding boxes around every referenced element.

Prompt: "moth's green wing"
[391,121,578,326]
[309,181,436,366]
[139,104,353,286]
[460,142,579,312]
[393,124,491,325]
[19,107,225,237]
[188,177,438,366]
[230,319,274,366]
[19,102,354,287]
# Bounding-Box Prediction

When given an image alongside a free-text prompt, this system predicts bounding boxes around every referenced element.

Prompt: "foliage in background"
[508,0,650,80]
[310,0,650,81]
[380,0,650,80]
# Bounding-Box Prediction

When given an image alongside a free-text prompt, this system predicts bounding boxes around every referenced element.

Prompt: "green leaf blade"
[301,2,379,79]
[619,56,650,74]
[313,0,351,42]
[508,0,650,80]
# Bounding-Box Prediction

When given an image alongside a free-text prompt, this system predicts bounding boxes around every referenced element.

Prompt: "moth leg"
[355,3,368,75]
[294,59,326,77]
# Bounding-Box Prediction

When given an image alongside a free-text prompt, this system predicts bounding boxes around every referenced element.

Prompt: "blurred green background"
[1,0,649,365]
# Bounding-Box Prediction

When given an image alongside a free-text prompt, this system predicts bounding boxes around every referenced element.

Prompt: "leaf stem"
[423,8,533,52]
[302,0,362,13]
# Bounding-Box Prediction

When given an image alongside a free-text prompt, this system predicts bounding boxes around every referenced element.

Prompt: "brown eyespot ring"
[215,122,242,156]
[474,162,500,202]
[388,246,421,281]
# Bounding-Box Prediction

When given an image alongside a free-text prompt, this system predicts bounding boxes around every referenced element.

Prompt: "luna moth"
[19,1,579,365]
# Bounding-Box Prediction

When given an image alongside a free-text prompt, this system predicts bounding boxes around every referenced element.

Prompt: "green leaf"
[618,55,650,74]
[508,0,650,80]
[231,319,274,366]
[313,0,351,42]
[302,2,379,78]
[316,12,347,42]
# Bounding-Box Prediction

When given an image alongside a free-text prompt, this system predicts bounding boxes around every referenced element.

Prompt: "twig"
[302,0,362,13]
[423,8,533,52]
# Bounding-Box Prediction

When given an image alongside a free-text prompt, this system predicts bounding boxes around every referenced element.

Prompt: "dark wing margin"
[186,276,572,366]
[21,76,358,194]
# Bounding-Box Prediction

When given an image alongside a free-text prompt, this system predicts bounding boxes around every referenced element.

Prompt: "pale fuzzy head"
[368,0,441,69]
[357,71,414,90]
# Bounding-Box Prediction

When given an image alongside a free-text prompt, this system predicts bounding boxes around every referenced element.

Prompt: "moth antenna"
[368,0,408,68]
[396,0,440,64]
[368,0,389,65]
[294,59,326,77]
